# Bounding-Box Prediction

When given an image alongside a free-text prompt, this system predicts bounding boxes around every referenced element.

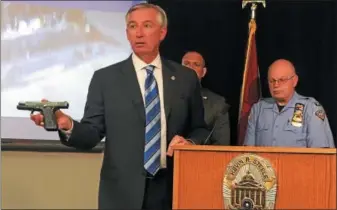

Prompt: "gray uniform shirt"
[244,92,335,148]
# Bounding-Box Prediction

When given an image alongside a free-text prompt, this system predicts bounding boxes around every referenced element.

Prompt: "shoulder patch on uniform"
[315,109,325,121]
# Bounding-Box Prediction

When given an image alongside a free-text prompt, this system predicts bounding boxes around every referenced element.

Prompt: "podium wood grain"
[173,146,336,209]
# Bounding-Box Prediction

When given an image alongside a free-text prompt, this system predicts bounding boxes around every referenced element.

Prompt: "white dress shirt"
[132,53,167,168]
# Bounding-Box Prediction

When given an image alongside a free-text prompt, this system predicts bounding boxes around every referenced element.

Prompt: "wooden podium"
[172,145,336,209]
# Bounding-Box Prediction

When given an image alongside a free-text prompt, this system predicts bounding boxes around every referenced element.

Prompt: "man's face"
[268,63,298,102]
[182,52,205,80]
[126,8,167,56]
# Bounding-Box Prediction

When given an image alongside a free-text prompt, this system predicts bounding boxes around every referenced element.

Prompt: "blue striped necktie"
[144,65,161,175]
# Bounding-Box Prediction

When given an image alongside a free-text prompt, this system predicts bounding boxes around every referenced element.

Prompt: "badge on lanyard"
[291,103,304,127]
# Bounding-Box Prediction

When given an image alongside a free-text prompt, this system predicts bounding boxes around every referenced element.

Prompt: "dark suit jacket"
[201,88,230,145]
[59,56,209,209]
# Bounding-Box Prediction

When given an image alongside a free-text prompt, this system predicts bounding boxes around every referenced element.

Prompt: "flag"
[237,19,261,145]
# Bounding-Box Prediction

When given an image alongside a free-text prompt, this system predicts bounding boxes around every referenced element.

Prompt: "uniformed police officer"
[244,59,335,148]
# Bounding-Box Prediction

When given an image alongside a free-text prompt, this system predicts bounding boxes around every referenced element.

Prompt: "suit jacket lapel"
[201,88,212,125]
[120,56,145,122]
[162,60,176,122]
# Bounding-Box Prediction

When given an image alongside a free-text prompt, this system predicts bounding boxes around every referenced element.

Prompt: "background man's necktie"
[144,65,161,175]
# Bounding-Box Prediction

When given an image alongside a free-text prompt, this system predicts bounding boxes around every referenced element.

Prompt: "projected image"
[1,1,142,140]
[1,1,132,119]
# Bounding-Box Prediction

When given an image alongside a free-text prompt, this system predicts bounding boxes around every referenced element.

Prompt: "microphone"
[202,118,218,145]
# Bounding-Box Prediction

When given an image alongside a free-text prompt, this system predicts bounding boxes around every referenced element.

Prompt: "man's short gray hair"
[125,3,168,28]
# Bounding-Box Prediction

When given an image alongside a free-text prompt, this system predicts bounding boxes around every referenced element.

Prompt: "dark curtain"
[149,0,337,145]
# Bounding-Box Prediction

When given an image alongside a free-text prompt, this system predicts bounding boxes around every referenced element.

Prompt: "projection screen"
[1,1,146,141]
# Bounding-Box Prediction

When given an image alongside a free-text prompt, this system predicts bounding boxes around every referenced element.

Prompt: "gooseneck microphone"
[202,119,219,145]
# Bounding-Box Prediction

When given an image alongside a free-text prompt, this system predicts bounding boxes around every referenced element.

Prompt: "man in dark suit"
[30,3,209,210]
[182,51,230,145]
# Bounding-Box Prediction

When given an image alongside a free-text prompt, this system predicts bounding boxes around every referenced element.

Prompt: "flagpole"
[237,0,266,145]
[242,0,266,99]
[239,0,265,121]
[242,0,266,20]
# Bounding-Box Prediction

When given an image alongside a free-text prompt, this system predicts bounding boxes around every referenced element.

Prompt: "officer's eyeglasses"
[268,75,295,85]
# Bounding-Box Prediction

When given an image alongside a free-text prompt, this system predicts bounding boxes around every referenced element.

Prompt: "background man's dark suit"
[201,88,230,145]
[59,56,209,209]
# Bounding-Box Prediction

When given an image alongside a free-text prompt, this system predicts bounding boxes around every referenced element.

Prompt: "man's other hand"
[166,135,192,157]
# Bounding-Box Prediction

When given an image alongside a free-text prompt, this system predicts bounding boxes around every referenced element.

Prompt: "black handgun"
[17,101,69,131]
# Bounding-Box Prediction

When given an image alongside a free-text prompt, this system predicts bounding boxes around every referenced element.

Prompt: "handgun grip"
[42,107,58,131]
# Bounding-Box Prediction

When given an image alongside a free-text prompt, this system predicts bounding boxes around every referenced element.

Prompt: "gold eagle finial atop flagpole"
[242,0,266,20]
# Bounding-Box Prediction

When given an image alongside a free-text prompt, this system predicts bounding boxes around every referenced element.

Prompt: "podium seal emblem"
[223,153,277,209]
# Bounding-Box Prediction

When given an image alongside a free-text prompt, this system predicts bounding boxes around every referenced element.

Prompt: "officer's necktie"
[144,65,161,175]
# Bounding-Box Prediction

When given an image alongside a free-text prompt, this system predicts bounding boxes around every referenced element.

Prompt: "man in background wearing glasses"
[244,59,335,148]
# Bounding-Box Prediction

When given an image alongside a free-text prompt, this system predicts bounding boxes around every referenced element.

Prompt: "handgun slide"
[17,101,69,131]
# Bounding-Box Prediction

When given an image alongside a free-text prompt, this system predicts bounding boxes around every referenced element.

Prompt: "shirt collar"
[263,92,300,110]
[271,91,299,112]
[132,53,162,71]
[286,92,300,108]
